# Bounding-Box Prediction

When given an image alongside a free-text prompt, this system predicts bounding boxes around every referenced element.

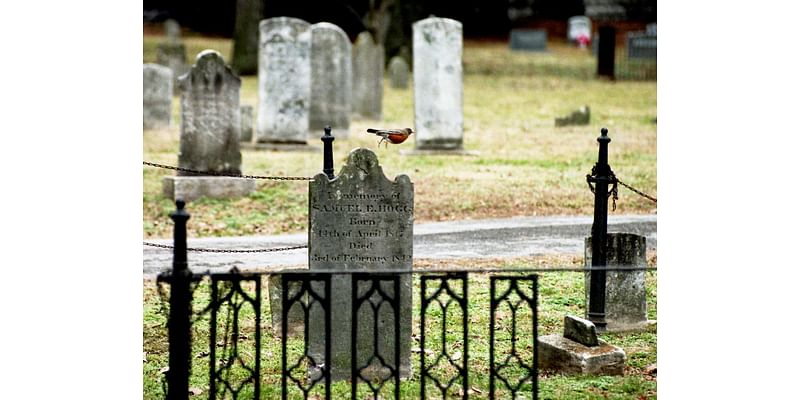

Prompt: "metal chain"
[617,179,657,203]
[144,241,307,253]
[143,161,313,181]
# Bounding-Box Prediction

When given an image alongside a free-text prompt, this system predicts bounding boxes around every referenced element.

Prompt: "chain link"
[143,161,313,181]
[144,241,307,253]
[617,179,657,203]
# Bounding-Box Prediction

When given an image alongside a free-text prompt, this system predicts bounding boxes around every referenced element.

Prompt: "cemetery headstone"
[352,31,384,120]
[257,17,311,144]
[143,63,173,129]
[156,19,188,91]
[388,55,410,89]
[413,17,464,151]
[538,315,626,375]
[240,105,254,142]
[309,22,351,137]
[584,233,650,332]
[646,23,657,36]
[307,148,413,380]
[627,32,657,59]
[509,29,548,52]
[567,16,592,45]
[163,50,254,201]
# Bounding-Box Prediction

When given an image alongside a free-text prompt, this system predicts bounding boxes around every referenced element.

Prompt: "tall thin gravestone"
[163,50,254,201]
[310,22,351,137]
[257,17,311,144]
[584,233,650,332]
[143,63,173,129]
[308,148,413,380]
[156,19,188,91]
[388,56,409,89]
[352,31,384,120]
[240,105,254,143]
[413,17,464,151]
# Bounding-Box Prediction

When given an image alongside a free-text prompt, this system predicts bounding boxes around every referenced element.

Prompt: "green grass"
[143,256,656,399]
[143,34,656,239]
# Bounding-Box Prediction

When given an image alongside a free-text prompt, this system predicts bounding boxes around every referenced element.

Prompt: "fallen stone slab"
[538,334,626,375]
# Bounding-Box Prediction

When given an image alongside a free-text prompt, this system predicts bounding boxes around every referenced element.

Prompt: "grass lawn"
[143,34,656,239]
[143,255,656,399]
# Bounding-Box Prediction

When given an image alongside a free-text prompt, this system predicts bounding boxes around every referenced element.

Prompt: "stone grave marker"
[646,23,657,36]
[143,63,173,129]
[509,29,547,52]
[307,148,413,380]
[352,31,384,120]
[412,17,465,152]
[538,315,626,375]
[388,56,410,89]
[309,22,351,137]
[156,19,188,91]
[240,105,254,143]
[584,233,651,332]
[163,50,254,201]
[627,32,657,59]
[257,17,311,144]
[567,16,591,43]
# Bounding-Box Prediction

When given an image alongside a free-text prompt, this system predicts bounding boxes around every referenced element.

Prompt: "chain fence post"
[321,126,335,180]
[587,128,611,331]
[167,199,192,400]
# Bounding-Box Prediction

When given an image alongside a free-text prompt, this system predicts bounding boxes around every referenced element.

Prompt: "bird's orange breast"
[387,134,410,144]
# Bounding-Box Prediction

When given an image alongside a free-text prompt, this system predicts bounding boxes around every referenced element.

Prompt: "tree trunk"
[231,0,263,76]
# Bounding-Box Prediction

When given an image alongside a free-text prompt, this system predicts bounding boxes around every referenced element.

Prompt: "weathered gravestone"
[584,233,650,332]
[568,16,592,43]
[307,148,413,380]
[310,22,351,137]
[156,19,188,91]
[163,50,254,201]
[352,31,384,120]
[538,315,626,375]
[143,63,172,129]
[257,17,311,144]
[627,31,657,59]
[388,56,410,89]
[509,29,548,52]
[240,105,253,142]
[412,17,465,152]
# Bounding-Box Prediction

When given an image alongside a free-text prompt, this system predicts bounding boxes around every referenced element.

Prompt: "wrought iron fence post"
[321,126,335,180]
[587,128,612,331]
[167,199,192,400]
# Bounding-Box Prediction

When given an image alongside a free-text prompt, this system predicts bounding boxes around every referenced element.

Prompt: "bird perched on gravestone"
[366,128,414,147]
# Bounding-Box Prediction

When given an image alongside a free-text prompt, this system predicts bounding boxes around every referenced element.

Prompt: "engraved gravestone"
[162,50,254,201]
[509,29,547,52]
[352,31,384,120]
[388,56,409,89]
[240,105,253,142]
[413,17,464,151]
[156,19,188,91]
[308,148,413,380]
[310,22,351,136]
[257,17,311,144]
[143,63,172,129]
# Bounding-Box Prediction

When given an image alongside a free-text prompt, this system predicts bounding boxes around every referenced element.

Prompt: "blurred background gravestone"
[309,22,352,137]
[240,105,254,143]
[143,63,172,130]
[567,16,591,47]
[156,19,188,92]
[509,29,547,52]
[388,55,409,89]
[351,31,384,120]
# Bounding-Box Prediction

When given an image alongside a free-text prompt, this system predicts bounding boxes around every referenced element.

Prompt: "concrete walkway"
[143,214,656,276]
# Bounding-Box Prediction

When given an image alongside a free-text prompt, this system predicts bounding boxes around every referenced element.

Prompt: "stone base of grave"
[538,334,626,376]
[400,148,480,156]
[241,142,321,153]
[604,319,657,333]
[162,176,255,202]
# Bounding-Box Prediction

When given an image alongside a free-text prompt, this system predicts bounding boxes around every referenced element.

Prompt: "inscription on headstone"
[310,22,351,136]
[388,55,410,89]
[352,31,384,120]
[177,50,242,175]
[257,17,311,143]
[143,63,173,129]
[509,29,548,52]
[308,148,413,380]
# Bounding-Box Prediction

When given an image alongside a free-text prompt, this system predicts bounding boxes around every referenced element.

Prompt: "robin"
[366,128,414,147]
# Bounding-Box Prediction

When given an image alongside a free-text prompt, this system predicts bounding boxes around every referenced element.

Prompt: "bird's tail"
[366,128,378,133]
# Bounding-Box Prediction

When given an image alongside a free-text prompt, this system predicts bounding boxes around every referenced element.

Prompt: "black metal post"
[167,199,192,400]
[587,129,611,331]
[321,126,335,180]
[597,26,616,79]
